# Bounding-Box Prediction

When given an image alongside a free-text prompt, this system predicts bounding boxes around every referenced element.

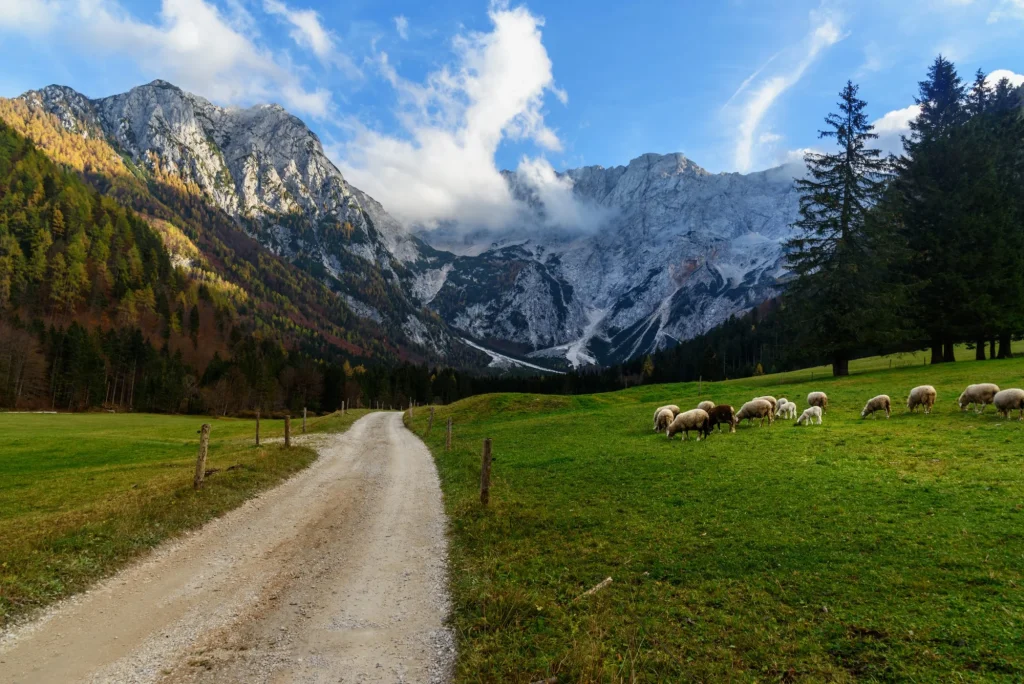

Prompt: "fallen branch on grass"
[574,577,612,602]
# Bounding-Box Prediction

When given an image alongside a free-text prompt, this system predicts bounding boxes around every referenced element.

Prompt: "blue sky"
[1,0,1022,227]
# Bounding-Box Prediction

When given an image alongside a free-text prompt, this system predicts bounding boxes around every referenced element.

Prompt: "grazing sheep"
[707,405,737,433]
[667,408,711,441]
[754,396,778,412]
[861,395,891,419]
[993,389,1024,420]
[697,400,716,413]
[736,399,774,427]
[653,405,681,431]
[807,391,829,412]
[796,406,823,425]
[958,383,1000,413]
[777,401,798,420]
[907,385,937,413]
[654,407,675,432]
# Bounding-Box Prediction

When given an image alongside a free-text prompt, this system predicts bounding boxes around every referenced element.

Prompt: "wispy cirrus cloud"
[262,0,359,76]
[730,7,845,172]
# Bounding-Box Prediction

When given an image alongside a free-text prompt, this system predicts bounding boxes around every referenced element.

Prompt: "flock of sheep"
[653,383,1024,441]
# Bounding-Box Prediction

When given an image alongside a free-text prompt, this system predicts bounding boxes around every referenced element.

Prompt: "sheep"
[907,385,937,413]
[861,394,891,419]
[666,408,711,441]
[807,391,829,412]
[654,407,675,432]
[736,399,774,427]
[776,401,798,420]
[993,388,1024,420]
[958,383,1000,413]
[754,395,778,413]
[653,405,681,431]
[697,400,716,413]
[707,404,737,433]
[796,406,822,425]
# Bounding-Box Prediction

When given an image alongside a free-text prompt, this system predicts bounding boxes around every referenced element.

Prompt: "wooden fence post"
[302,407,307,434]
[445,417,452,451]
[284,415,291,448]
[342,400,346,415]
[698,375,702,397]
[427,406,435,434]
[255,409,261,446]
[480,438,493,505]
[194,423,211,490]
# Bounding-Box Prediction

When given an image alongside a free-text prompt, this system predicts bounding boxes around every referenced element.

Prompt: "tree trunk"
[990,338,997,359]
[975,337,986,361]
[998,331,1012,358]
[832,353,849,377]
[930,338,944,364]
[943,339,956,363]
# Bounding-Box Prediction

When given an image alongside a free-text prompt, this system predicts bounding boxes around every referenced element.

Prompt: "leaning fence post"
[302,407,307,434]
[194,423,211,490]
[427,406,435,434]
[480,438,493,505]
[445,417,452,451]
[284,415,291,448]
[255,409,261,446]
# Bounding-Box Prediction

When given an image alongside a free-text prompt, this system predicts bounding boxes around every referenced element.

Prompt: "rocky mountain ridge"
[16,80,803,370]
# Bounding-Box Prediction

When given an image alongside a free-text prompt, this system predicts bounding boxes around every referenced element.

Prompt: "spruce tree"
[896,56,969,363]
[785,81,894,376]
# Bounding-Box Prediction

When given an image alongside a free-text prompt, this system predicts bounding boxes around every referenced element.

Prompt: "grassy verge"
[0,409,370,627]
[406,358,1024,682]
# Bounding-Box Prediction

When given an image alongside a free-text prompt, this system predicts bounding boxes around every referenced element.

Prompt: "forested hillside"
[0,113,480,413]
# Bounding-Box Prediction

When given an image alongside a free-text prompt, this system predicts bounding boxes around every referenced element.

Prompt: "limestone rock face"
[417,153,802,366]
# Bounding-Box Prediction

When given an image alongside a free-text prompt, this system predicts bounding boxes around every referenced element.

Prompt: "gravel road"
[0,412,454,683]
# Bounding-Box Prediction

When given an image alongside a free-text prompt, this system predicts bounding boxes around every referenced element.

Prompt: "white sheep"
[796,406,822,425]
[776,401,798,420]
[653,405,681,431]
[654,407,675,432]
[736,399,774,427]
[958,383,1000,413]
[861,395,891,419]
[993,389,1024,420]
[754,395,778,413]
[807,391,829,412]
[697,400,716,413]
[666,408,710,440]
[907,385,937,413]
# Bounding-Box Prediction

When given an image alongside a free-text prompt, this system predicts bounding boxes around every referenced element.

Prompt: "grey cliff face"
[417,153,801,367]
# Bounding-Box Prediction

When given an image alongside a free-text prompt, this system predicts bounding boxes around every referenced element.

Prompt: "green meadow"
[0,409,369,627]
[406,354,1024,682]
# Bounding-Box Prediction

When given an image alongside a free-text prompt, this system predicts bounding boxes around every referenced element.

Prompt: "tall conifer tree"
[785,81,894,376]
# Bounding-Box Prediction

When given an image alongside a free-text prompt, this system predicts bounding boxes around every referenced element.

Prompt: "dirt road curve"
[0,412,454,683]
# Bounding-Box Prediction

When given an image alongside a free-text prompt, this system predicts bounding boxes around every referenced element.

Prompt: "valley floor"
[406,355,1024,682]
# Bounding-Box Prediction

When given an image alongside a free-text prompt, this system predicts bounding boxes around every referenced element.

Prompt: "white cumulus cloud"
[0,0,59,31]
[987,68,1024,87]
[871,104,921,155]
[1,0,333,119]
[338,3,575,230]
[731,8,844,172]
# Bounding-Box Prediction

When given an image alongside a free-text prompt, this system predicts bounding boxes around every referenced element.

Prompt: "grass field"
[405,356,1024,682]
[0,408,369,627]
